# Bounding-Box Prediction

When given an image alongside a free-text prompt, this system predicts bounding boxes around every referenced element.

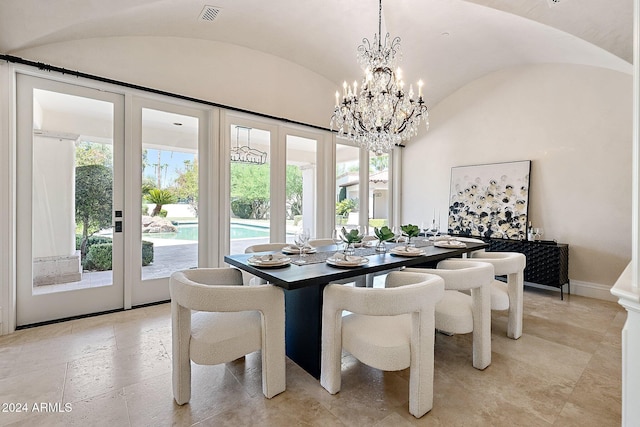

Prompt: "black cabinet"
[486,239,570,299]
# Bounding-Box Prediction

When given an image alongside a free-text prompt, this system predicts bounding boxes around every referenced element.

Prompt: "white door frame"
[15,73,126,326]
[129,96,212,306]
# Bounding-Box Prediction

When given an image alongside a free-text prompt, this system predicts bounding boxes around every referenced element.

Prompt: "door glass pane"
[286,135,317,242]
[32,89,114,295]
[369,153,389,231]
[229,125,271,254]
[335,144,360,231]
[141,108,199,280]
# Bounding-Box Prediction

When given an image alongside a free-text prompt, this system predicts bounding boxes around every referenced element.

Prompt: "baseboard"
[525,280,617,302]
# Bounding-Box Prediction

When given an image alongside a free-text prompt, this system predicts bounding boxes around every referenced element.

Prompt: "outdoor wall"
[402,64,632,298]
[12,36,336,130]
[32,135,76,258]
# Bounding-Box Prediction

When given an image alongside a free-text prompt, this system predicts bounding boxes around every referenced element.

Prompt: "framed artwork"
[448,160,531,240]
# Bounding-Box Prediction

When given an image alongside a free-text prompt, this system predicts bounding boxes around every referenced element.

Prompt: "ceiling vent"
[546,0,565,7]
[199,5,221,22]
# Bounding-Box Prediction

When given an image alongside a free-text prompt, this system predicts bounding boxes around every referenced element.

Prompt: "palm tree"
[146,188,177,217]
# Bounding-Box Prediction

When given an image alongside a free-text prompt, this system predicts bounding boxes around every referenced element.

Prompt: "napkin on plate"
[329,252,364,263]
[392,246,424,254]
[282,243,316,255]
[287,244,307,250]
[251,253,289,263]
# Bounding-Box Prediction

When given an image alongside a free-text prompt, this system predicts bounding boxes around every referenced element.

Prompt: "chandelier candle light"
[331,0,428,155]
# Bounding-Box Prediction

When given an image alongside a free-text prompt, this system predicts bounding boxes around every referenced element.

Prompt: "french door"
[16,75,125,326]
[130,98,209,306]
[15,76,212,325]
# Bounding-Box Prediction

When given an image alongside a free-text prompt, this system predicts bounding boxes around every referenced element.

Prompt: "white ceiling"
[0,0,632,110]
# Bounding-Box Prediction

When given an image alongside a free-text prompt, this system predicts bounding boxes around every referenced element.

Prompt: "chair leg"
[261,312,286,398]
[172,302,192,405]
[408,312,435,418]
[506,272,523,339]
[471,285,491,370]
[320,310,343,394]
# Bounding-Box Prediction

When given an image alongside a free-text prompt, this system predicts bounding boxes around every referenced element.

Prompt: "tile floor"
[0,286,625,426]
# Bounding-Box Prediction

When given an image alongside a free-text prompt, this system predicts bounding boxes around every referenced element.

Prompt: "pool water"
[146,223,269,240]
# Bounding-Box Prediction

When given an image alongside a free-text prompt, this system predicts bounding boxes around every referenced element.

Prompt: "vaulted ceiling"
[0,0,632,107]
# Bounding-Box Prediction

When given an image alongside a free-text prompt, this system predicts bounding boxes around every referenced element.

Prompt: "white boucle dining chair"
[321,271,445,418]
[244,243,289,253]
[465,251,526,339]
[169,267,286,405]
[307,238,336,248]
[405,259,494,370]
[446,237,527,340]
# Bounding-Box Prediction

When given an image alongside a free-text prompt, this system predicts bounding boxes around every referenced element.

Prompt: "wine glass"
[429,217,440,238]
[331,228,343,251]
[295,228,310,259]
[420,221,428,240]
[533,227,544,241]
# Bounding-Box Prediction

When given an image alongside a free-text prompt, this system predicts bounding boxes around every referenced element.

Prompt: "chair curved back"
[321,271,445,418]
[170,267,285,404]
[468,251,526,339]
[404,260,494,370]
[415,260,494,291]
[244,243,288,253]
[469,251,526,275]
[308,238,335,247]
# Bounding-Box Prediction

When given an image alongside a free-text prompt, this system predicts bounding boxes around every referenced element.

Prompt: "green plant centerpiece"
[374,226,395,253]
[400,224,421,247]
[340,227,363,255]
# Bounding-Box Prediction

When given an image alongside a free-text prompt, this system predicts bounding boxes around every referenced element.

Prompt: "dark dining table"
[224,239,488,379]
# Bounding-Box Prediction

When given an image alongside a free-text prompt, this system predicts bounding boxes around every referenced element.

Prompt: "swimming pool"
[146,223,270,240]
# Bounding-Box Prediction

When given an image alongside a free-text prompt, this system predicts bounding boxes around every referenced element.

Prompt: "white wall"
[403,64,633,293]
[13,37,337,130]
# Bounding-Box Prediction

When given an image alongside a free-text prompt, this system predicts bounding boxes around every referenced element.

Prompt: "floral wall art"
[448,160,531,240]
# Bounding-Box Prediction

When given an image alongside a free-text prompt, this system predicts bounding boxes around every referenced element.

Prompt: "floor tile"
[0,288,625,426]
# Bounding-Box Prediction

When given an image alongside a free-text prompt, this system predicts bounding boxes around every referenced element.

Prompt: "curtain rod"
[0,54,332,134]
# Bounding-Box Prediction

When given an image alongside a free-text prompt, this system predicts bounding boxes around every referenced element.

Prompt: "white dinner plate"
[281,246,318,255]
[390,247,426,257]
[434,241,467,249]
[326,256,369,267]
[247,256,291,267]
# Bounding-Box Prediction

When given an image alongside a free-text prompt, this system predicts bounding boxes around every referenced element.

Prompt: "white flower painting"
[448,160,531,240]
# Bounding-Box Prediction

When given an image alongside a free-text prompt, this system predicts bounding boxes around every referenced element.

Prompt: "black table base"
[284,284,326,378]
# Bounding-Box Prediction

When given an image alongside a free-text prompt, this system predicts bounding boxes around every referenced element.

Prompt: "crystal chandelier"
[330,0,428,155]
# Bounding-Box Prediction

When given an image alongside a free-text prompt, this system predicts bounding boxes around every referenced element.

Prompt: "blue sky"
[143,149,196,188]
